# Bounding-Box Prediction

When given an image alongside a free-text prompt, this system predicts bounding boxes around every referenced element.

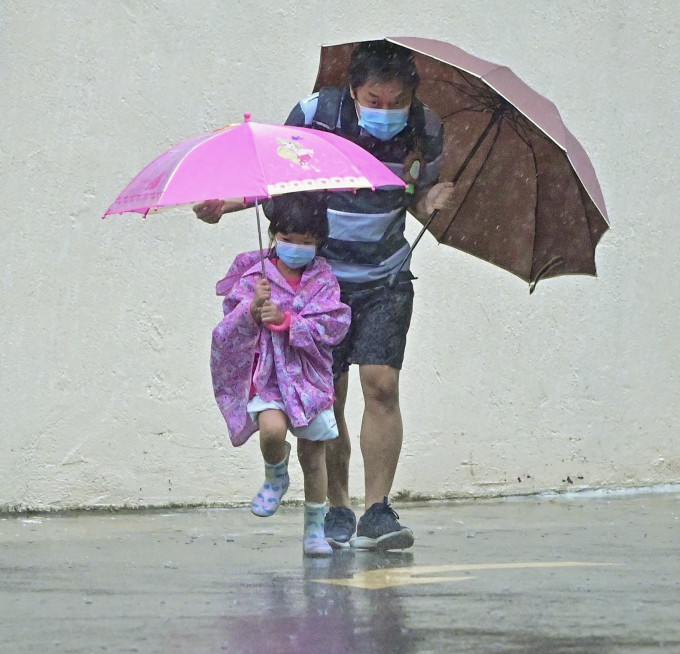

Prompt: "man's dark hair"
[348,40,420,92]
[267,192,329,245]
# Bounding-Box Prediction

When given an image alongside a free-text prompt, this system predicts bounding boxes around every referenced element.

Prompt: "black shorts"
[332,281,414,378]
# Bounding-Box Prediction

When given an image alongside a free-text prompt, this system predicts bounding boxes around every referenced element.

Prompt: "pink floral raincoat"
[211,250,351,446]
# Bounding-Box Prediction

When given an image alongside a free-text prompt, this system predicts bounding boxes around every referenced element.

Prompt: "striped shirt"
[284,87,443,285]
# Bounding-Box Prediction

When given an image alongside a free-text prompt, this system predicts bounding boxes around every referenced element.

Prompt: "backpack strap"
[311,87,344,132]
[402,98,428,193]
[408,98,427,145]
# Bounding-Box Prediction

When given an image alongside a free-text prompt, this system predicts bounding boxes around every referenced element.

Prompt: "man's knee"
[360,366,400,408]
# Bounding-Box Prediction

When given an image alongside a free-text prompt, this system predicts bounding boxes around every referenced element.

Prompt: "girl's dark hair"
[266,192,329,245]
[348,40,420,92]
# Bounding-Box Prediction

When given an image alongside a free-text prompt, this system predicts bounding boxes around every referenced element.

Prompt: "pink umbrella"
[103,113,405,216]
[104,114,405,273]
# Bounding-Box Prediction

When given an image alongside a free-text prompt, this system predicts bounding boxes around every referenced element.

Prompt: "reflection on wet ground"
[1,490,679,653]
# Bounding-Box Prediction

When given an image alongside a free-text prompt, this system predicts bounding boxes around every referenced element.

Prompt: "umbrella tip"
[244,113,251,122]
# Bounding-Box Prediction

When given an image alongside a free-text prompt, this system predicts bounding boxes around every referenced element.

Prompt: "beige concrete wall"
[1,1,678,511]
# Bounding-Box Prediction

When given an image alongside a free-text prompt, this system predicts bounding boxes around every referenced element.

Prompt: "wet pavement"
[1,489,679,653]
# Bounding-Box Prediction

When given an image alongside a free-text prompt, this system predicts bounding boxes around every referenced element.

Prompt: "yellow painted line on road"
[311,561,619,590]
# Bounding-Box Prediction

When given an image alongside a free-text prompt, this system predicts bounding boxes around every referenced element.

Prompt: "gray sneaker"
[324,506,356,549]
[350,497,414,551]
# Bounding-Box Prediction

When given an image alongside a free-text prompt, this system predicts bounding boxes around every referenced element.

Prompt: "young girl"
[210,193,351,556]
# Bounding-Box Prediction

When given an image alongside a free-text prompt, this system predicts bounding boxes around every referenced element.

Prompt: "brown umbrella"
[313,37,609,292]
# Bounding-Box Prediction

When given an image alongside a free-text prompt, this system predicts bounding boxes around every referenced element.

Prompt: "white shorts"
[246,396,338,442]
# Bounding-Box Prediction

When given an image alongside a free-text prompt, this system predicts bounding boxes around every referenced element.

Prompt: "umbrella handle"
[255,199,266,277]
[387,209,439,289]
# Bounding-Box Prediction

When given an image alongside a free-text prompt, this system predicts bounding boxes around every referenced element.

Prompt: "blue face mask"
[275,240,317,269]
[357,104,410,141]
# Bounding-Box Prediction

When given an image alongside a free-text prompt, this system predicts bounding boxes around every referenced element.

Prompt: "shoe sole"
[304,549,333,558]
[326,537,352,550]
[350,528,415,551]
[251,508,277,517]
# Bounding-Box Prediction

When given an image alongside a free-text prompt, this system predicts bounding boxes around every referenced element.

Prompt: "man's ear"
[349,87,356,100]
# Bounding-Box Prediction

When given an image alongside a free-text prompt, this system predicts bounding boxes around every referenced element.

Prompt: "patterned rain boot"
[250,442,291,517]
[303,501,333,557]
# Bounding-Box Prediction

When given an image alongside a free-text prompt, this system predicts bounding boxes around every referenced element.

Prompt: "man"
[195,40,454,551]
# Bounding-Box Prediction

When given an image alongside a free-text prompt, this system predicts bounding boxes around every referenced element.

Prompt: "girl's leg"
[297,438,327,504]
[251,410,290,518]
[298,438,332,556]
[258,409,289,464]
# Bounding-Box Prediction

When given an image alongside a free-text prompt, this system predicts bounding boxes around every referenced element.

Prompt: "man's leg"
[326,371,351,508]
[351,364,414,550]
[324,372,357,548]
[358,364,402,509]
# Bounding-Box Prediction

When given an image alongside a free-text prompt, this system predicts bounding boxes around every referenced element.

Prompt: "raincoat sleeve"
[210,253,262,445]
[286,261,351,358]
[213,275,259,340]
[212,253,262,339]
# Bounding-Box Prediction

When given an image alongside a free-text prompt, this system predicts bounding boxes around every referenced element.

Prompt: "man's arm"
[410,181,455,224]
[194,198,251,224]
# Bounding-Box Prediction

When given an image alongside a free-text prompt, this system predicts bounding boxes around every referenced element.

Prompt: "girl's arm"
[286,277,351,355]
[250,278,271,324]
[213,274,261,348]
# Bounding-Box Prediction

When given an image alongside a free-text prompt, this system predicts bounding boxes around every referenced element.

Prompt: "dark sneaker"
[350,497,414,551]
[324,506,356,549]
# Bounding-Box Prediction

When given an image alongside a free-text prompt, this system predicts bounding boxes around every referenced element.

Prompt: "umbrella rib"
[161,131,227,205]
[527,136,601,290]
[526,133,542,286]
[427,71,570,154]
[570,163,602,259]
[529,257,564,294]
[424,77,499,118]
[504,110,536,151]
[507,119,570,289]
[439,112,504,243]
[246,123,269,201]
[438,105,496,123]
[388,104,504,286]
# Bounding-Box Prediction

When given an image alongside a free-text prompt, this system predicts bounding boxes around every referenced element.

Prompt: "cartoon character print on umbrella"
[277,136,314,168]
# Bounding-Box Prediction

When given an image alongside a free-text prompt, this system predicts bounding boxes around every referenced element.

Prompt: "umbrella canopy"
[314,37,609,291]
[104,113,405,217]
